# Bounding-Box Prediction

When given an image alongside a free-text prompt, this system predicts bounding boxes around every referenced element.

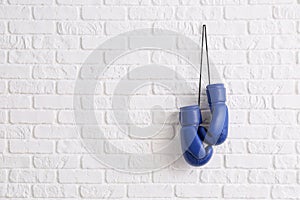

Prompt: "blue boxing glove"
[179,105,213,166]
[198,84,229,146]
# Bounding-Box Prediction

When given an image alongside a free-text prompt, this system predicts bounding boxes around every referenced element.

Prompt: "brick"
[82,125,127,139]
[0,125,31,139]
[224,66,250,79]
[153,169,197,183]
[106,110,151,125]
[58,170,102,183]
[34,125,78,139]
[206,21,247,35]
[34,95,73,109]
[274,155,298,169]
[33,184,77,198]
[176,184,221,198]
[215,140,247,154]
[106,170,150,183]
[33,6,78,20]
[0,156,29,168]
[5,184,30,198]
[57,139,102,154]
[0,51,5,64]
[274,96,300,109]
[129,7,173,20]
[249,21,295,34]
[153,21,201,35]
[274,36,300,49]
[104,0,150,5]
[128,184,173,198]
[176,7,222,20]
[105,50,149,65]
[224,185,269,199]
[0,6,30,19]
[9,50,54,64]
[81,96,127,110]
[249,170,296,184]
[57,22,103,35]
[229,110,247,124]
[210,51,247,64]
[9,170,55,183]
[33,36,79,49]
[106,21,152,35]
[82,7,126,20]
[128,154,181,171]
[80,185,125,198]
[177,35,223,50]
[250,0,293,4]
[225,6,271,19]
[9,81,54,94]
[82,64,126,80]
[225,155,272,169]
[0,110,5,123]
[250,111,295,125]
[57,0,101,4]
[129,35,177,49]
[81,36,126,50]
[9,21,54,34]
[33,155,79,169]
[200,0,247,5]
[227,81,247,94]
[33,66,77,79]
[10,110,54,124]
[0,139,4,152]
[57,140,90,153]
[128,125,175,139]
[249,51,294,64]
[129,95,175,109]
[273,126,300,139]
[248,141,295,154]
[56,50,92,64]
[105,140,151,154]
[9,140,53,153]
[200,169,247,183]
[273,66,300,79]
[151,139,182,155]
[227,95,271,109]
[8,0,53,4]
[274,6,300,19]
[0,96,30,108]
[0,22,5,34]
[0,82,5,94]
[0,36,30,49]
[58,110,104,124]
[297,143,300,153]
[81,155,106,169]
[201,154,223,169]
[180,0,201,5]
[0,170,6,182]
[105,80,150,95]
[272,186,300,199]
[248,81,294,94]
[0,67,30,78]
[225,36,271,50]
[154,0,180,5]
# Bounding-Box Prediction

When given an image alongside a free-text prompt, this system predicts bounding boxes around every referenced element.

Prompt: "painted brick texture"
[0,0,299,199]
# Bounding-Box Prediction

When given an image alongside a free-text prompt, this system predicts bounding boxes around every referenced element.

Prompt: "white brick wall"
[0,0,299,199]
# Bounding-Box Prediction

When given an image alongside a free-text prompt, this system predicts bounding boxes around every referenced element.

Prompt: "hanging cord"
[198,25,211,105]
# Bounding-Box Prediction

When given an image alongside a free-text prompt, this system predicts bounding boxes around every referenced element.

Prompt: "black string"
[198,25,211,106]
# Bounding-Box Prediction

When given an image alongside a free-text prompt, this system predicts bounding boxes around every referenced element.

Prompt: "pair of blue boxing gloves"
[179,83,228,166]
